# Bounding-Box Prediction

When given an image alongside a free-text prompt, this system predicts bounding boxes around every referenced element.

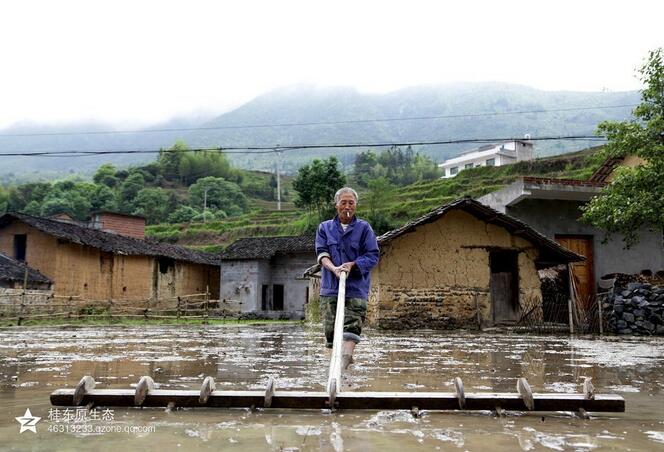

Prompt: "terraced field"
[146,147,605,251]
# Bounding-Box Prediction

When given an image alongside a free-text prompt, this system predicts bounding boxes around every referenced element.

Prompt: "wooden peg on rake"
[576,376,595,419]
[265,377,275,408]
[134,376,155,406]
[327,378,337,410]
[73,376,95,406]
[199,376,216,404]
[453,377,466,409]
[583,377,595,400]
[517,377,534,411]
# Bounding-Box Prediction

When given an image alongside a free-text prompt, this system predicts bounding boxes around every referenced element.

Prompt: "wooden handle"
[327,272,347,396]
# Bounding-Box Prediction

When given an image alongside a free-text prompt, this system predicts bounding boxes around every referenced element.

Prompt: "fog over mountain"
[0,83,639,179]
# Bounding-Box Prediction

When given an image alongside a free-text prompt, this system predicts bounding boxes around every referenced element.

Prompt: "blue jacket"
[315,215,379,300]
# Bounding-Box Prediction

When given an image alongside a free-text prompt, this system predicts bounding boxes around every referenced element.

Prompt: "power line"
[0,104,637,138]
[0,135,606,158]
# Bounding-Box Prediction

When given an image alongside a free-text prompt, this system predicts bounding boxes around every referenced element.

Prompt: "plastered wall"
[369,210,543,329]
[0,222,219,302]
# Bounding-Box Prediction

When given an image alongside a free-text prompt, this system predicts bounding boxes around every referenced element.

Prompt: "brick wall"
[92,213,146,239]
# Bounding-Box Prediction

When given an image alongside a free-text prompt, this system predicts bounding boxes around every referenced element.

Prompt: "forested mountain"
[0,83,639,178]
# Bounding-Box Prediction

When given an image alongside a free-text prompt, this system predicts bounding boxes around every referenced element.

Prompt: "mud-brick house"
[0,252,52,290]
[0,212,220,301]
[365,198,581,329]
[478,155,664,310]
[220,235,315,319]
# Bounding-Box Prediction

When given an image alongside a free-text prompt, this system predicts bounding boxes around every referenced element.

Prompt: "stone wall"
[604,282,664,335]
[374,286,491,329]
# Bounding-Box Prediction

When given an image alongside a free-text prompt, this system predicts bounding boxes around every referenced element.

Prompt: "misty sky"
[1,0,662,129]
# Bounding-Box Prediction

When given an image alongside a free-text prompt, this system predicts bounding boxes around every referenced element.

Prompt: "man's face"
[336,192,356,223]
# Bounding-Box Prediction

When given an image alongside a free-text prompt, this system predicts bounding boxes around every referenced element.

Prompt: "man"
[315,187,379,369]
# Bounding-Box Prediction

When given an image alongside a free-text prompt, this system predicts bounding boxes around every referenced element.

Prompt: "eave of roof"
[522,176,606,188]
[220,235,316,260]
[0,213,219,266]
[378,198,583,264]
[0,252,52,284]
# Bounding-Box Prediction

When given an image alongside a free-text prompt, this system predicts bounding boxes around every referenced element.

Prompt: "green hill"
[146,146,604,250]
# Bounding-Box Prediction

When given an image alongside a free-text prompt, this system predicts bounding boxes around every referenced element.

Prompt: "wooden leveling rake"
[51,273,625,416]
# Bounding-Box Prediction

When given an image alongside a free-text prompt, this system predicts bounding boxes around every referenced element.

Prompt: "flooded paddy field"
[0,324,663,451]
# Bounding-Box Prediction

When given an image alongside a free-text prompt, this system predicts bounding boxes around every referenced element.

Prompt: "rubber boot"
[340,340,356,370]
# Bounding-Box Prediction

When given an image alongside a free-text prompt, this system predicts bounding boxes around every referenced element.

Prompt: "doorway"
[555,235,594,311]
[490,250,519,324]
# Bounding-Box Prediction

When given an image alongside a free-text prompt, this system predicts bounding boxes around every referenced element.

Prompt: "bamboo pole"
[204,286,209,325]
[144,298,150,323]
[597,296,604,335]
[474,292,482,330]
[176,296,181,324]
[18,268,28,326]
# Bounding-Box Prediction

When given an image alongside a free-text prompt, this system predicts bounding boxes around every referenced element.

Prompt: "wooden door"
[555,235,594,311]
[490,251,519,324]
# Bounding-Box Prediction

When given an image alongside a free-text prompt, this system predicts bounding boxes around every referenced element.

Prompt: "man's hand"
[321,257,355,279]
[337,261,355,277]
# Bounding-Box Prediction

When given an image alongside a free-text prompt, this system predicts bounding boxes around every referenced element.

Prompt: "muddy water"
[0,325,663,451]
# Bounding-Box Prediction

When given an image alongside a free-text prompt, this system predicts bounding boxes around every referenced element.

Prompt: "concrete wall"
[440,141,532,178]
[506,199,664,281]
[220,260,261,313]
[220,253,314,319]
[369,209,543,329]
[269,254,312,317]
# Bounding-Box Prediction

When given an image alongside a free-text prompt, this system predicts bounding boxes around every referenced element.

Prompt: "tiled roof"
[378,198,583,264]
[0,252,52,284]
[220,235,315,260]
[0,213,219,266]
[522,176,606,188]
[588,156,624,183]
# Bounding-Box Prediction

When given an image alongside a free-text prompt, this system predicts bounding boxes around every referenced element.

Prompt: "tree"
[93,163,119,187]
[412,153,442,180]
[118,172,145,212]
[364,177,395,234]
[8,182,51,211]
[133,188,170,224]
[581,48,664,247]
[90,185,117,212]
[188,176,248,217]
[293,157,346,222]
[167,205,200,223]
[0,188,8,214]
[24,180,94,219]
[157,140,188,182]
[353,150,378,187]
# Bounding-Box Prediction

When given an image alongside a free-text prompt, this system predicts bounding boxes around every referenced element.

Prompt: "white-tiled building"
[440,139,534,178]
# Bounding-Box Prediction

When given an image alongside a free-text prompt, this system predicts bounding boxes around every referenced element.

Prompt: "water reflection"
[0,325,663,450]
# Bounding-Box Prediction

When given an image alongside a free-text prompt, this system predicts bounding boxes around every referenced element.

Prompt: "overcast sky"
[0,0,662,129]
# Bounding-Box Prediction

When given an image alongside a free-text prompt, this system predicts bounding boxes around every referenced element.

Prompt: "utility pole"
[203,187,209,223]
[275,146,282,211]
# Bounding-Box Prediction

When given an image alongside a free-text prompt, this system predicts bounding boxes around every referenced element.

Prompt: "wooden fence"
[0,290,244,325]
